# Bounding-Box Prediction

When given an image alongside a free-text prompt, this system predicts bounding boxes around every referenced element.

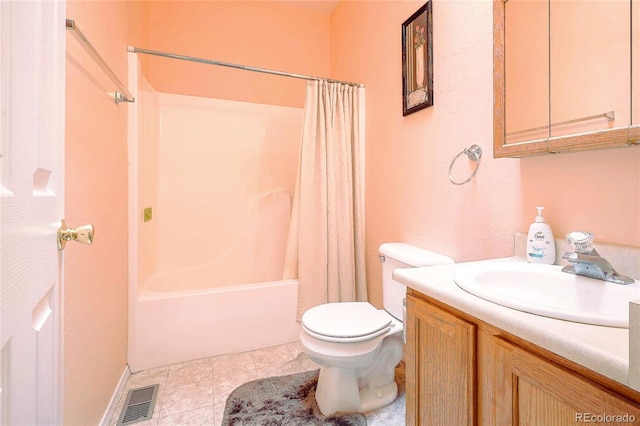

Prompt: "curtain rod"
[128,47,364,88]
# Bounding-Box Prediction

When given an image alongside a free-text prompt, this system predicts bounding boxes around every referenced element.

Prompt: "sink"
[454,260,640,328]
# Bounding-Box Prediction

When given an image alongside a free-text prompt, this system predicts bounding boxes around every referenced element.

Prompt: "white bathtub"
[129,278,300,372]
[127,54,303,372]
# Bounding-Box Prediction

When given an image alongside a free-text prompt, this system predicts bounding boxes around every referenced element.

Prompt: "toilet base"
[314,334,403,416]
[359,380,398,413]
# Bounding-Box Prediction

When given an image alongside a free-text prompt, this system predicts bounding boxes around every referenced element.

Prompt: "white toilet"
[300,242,454,416]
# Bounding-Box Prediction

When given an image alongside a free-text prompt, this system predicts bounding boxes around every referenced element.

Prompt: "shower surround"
[128,55,303,371]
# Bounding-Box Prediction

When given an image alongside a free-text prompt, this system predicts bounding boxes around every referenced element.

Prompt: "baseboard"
[100,364,131,426]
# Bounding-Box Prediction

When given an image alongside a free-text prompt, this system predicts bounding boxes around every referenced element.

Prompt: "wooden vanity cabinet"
[406,289,640,425]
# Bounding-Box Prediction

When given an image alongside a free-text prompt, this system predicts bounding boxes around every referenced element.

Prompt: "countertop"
[393,256,637,391]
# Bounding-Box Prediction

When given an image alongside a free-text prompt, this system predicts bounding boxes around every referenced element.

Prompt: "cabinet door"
[406,295,476,425]
[504,0,549,147]
[549,1,630,140]
[492,338,640,425]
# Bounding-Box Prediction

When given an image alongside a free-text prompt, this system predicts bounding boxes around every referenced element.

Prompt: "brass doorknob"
[57,219,95,250]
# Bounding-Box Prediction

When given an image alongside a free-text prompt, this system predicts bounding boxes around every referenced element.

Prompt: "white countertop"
[393,256,636,391]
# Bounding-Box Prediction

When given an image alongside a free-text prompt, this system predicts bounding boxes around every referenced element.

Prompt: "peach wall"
[64,1,147,424]
[330,0,640,308]
[144,0,331,107]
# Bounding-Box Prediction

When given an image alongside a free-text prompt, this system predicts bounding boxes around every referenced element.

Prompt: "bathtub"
[127,53,304,372]
[129,279,300,372]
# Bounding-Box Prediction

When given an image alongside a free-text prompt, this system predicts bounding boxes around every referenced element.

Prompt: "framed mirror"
[494,0,637,158]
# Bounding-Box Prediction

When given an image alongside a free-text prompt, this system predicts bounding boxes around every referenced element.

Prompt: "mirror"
[550,1,630,138]
[504,0,549,147]
[494,0,637,157]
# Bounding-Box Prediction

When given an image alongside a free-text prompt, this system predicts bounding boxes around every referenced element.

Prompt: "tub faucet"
[562,249,635,285]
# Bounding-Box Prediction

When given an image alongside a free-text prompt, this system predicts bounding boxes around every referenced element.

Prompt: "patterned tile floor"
[109,341,406,425]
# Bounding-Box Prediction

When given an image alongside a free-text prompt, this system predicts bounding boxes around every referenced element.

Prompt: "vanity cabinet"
[406,289,640,425]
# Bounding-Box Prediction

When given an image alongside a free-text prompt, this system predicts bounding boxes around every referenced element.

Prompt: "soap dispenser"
[526,206,556,264]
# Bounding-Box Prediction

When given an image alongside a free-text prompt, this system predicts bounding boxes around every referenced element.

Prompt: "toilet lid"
[301,302,392,340]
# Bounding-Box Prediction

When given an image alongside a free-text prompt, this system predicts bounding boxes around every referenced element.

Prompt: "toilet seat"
[301,302,392,343]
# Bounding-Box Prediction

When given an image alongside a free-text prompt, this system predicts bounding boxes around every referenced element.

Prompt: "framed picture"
[402,1,433,116]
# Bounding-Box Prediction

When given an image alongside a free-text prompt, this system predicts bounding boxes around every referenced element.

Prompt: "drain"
[117,384,159,425]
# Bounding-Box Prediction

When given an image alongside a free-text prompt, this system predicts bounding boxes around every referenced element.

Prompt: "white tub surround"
[393,257,639,393]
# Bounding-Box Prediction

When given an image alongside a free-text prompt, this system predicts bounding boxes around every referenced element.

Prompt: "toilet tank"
[378,243,454,321]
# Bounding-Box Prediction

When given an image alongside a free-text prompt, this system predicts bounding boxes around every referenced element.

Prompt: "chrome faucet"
[562,249,635,285]
[561,231,635,285]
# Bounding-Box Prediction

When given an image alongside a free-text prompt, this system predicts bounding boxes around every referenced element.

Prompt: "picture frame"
[402,1,433,116]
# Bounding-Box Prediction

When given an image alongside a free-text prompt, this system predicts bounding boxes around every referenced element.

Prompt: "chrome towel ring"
[448,144,482,185]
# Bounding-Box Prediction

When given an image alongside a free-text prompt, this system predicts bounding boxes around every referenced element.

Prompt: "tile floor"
[109,341,406,425]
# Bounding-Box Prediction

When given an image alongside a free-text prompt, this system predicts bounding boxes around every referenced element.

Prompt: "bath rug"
[221,369,367,425]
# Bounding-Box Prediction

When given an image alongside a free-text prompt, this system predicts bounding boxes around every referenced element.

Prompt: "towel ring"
[448,144,482,185]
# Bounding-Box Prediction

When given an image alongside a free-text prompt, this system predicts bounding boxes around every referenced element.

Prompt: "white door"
[0,1,66,425]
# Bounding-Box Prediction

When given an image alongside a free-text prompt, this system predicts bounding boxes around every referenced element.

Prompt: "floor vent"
[117,384,159,425]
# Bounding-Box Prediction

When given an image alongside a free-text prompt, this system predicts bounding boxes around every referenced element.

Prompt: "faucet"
[561,231,635,285]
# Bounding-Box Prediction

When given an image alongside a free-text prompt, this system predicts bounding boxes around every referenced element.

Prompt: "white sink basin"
[454,260,640,328]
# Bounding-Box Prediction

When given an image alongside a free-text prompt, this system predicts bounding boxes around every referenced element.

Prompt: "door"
[0,1,66,424]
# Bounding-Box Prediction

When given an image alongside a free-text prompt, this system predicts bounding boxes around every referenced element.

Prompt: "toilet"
[300,243,454,416]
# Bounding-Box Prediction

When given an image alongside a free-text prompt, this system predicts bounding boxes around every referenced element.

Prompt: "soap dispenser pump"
[526,206,556,264]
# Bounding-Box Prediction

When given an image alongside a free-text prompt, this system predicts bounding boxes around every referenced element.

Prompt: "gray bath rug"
[221,369,367,425]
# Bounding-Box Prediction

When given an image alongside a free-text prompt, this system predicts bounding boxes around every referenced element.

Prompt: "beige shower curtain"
[284,80,367,319]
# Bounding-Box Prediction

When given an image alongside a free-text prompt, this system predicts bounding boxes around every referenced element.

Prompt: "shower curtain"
[285,80,367,319]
